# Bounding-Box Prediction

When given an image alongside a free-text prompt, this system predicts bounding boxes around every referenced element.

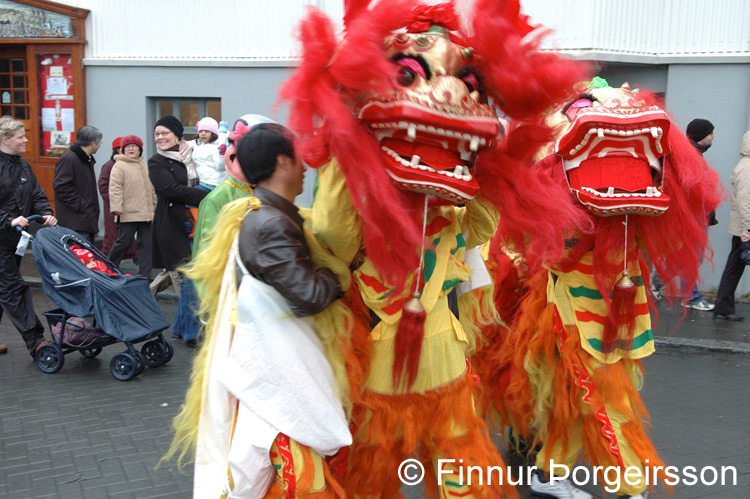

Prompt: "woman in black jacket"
[148,115,207,296]
[0,116,58,356]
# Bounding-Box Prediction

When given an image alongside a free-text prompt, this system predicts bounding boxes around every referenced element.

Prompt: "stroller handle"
[15,214,45,233]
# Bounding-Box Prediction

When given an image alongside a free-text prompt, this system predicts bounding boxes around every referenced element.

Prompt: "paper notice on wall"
[47,77,68,95]
[50,66,64,77]
[61,109,75,132]
[41,108,57,131]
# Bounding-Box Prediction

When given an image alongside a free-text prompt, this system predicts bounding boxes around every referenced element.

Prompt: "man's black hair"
[236,123,295,185]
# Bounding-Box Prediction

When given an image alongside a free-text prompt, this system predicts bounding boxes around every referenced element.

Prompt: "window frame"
[152,97,221,146]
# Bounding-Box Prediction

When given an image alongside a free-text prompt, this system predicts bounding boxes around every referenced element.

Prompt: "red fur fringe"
[642,118,725,308]
[475,271,550,442]
[392,305,426,389]
[481,127,593,273]
[343,0,370,28]
[279,2,426,292]
[601,273,638,354]
[470,0,592,121]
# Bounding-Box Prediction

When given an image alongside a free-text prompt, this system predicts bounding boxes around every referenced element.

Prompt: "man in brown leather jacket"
[235,123,342,316]
[214,122,347,496]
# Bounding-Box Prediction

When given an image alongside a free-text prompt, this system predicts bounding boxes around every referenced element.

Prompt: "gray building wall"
[597,63,669,94]
[85,64,318,212]
[599,62,750,294]
[665,63,750,296]
[86,61,750,294]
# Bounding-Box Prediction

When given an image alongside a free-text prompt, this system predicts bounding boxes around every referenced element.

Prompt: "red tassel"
[602,271,638,355]
[392,292,426,389]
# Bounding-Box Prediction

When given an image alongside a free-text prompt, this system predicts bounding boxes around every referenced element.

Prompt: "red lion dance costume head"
[281,0,590,280]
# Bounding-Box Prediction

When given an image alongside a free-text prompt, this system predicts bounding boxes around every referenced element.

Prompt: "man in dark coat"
[0,116,58,356]
[53,126,102,243]
[683,118,716,311]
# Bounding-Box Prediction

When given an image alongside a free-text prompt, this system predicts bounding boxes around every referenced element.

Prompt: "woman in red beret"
[108,134,157,277]
[98,136,137,259]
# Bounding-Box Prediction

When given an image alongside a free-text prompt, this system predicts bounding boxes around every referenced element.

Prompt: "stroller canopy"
[32,226,170,342]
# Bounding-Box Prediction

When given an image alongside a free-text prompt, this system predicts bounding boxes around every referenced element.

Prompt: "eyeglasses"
[153,131,172,137]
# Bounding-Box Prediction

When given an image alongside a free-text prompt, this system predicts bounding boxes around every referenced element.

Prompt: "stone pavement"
[0,254,748,498]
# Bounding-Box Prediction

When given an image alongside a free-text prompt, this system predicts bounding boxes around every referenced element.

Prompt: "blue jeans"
[651,266,702,302]
[172,277,200,341]
[688,286,703,304]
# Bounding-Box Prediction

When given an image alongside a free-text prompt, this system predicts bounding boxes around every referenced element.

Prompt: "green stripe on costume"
[586,329,654,353]
[569,286,603,300]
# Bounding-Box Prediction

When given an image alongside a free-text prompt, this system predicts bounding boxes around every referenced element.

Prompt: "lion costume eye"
[563,97,595,120]
[456,66,487,103]
[462,72,479,93]
[397,65,418,86]
[394,56,428,87]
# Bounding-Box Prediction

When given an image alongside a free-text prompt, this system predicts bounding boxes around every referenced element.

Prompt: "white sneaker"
[530,472,593,499]
[685,299,714,311]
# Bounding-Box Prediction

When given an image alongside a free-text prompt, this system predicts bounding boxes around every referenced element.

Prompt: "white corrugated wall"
[50,0,749,62]
[54,0,344,63]
[522,0,750,56]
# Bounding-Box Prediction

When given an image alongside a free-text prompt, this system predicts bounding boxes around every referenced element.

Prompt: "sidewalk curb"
[654,336,750,354]
[22,276,750,351]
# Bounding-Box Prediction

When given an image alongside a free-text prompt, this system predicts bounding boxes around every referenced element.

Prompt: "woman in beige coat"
[713,130,750,321]
[108,135,157,277]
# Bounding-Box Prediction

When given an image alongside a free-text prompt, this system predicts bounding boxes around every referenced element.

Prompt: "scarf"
[158,140,198,186]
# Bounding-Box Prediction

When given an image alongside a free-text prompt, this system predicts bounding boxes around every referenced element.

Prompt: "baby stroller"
[29,221,172,381]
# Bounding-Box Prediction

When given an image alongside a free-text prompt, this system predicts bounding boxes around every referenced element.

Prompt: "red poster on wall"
[37,53,75,157]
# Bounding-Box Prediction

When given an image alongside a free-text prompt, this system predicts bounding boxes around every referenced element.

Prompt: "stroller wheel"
[162,339,174,364]
[110,352,138,381]
[80,347,103,359]
[36,343,65,374]
[134,351,147,376]
[141,340,167,367]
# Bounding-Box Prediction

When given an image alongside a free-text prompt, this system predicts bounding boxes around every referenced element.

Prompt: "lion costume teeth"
[539,82,677,216]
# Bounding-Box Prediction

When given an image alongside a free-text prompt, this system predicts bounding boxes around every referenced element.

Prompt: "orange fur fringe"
[541,328,671,496]
[346,374,517,499]
[476,271,550,442]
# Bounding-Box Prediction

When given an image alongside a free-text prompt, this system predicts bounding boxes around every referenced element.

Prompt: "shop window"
[0,56,29,121]
[154,98,221,142]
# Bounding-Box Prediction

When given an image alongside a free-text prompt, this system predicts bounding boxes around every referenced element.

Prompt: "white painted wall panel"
[54,0,343,62]
[52,0,749,61]
[523,0,750,56]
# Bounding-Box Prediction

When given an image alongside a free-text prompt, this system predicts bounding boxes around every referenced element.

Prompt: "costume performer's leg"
[347,374,514,499]
[262,433,344,499]
[536,328,668,496]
